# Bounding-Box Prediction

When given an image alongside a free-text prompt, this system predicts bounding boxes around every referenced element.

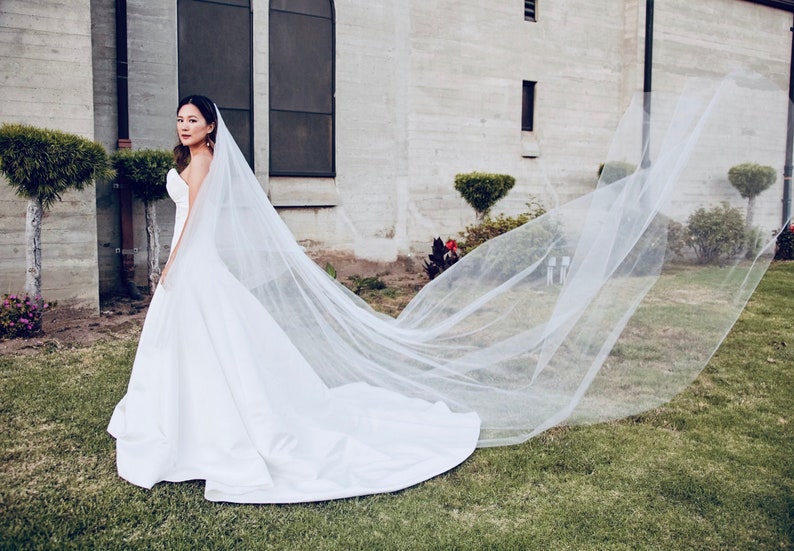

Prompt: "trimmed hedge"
[454,171,516,219]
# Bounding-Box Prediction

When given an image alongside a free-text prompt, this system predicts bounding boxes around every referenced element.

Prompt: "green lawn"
[1,263,792,550]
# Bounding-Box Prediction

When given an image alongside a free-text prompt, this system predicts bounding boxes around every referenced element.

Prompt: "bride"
[109,73,784,503]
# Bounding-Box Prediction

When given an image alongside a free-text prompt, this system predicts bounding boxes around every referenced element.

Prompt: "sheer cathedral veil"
[167,71,786,447]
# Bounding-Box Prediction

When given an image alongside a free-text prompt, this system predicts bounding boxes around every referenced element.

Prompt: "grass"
[0,263,792,550]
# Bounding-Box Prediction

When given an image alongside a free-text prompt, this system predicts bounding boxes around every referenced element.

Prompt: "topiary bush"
[597,161,636,185]
[111,149,174,293]
[0,123,112,303]
[727,163,776,228]
[454,172,516,222]
[775,223,794,260]
[685,202,747,264]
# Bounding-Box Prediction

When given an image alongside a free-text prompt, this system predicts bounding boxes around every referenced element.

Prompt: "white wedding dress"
[109,72,785,503]
[108,169,480,503]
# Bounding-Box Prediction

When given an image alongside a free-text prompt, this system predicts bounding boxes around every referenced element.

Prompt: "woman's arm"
[160,154,212,286]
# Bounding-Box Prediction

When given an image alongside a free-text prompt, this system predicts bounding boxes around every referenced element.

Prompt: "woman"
[110,73,783,503]
[160,96,215,285]
[108,96,481,504]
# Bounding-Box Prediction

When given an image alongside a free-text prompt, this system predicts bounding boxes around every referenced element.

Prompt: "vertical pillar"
[783,17,794,226]
[116,0,141,299]
[641,0,654,169]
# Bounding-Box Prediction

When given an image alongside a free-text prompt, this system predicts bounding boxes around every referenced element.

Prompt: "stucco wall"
[0,0,100,310]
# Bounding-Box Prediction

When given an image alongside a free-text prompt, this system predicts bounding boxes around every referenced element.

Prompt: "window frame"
[524,0,537,22]
[522,80,536,132]
[268,0,336,177]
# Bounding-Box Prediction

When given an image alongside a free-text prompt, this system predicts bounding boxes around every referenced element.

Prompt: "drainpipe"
[115,0,141,299]
[783,17,794,226]
[641,0,654,169]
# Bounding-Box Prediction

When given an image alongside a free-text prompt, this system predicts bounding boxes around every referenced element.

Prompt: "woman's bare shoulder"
[182,154,213,187]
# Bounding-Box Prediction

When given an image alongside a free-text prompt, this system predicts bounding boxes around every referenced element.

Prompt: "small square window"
[524,0,537,22]
[522,81,536,132]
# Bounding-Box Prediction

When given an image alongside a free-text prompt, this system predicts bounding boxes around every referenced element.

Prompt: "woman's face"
[176,103,214,149]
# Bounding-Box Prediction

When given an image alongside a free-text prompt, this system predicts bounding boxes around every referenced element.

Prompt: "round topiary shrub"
[727,162,776,228]
[454,172,516,222]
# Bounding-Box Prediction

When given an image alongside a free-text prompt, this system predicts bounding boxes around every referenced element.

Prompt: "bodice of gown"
[166,169,189,252]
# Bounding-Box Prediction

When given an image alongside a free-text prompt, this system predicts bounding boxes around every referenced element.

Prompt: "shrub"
[471,218,567,280]
[665,219,687,261]
[0,293,51,340]
[775,223,794,260]
[615,214,687,275]
[457,197,547,254]
[597,161,636,185]
[685,202,747,264]
[458,213,532,256]
[454,172,516,221]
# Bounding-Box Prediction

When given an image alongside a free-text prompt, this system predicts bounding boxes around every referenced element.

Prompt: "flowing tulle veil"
[168,71,786,447]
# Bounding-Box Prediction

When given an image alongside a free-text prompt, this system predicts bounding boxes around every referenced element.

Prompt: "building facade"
[1,0,792,309]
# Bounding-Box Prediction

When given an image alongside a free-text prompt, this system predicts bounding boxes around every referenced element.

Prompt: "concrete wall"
[651,0,791,230]
[0,0,100,310]
[275,0,792,262]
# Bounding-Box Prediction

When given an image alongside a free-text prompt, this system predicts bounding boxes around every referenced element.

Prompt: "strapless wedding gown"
[107,169,481,503]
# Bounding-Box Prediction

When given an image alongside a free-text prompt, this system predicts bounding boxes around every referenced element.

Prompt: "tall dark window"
[524,0,537,21]
[178,0,253,166]
[522,81,536,132]
[269,0,335,176]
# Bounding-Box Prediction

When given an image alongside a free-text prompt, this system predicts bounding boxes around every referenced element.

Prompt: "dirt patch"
[0,296,150,357]
[0,254,429,357]
[315,251,428,315]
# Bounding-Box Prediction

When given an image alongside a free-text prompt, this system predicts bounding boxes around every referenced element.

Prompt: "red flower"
[445,239,458,252]
[789,223,794,233]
